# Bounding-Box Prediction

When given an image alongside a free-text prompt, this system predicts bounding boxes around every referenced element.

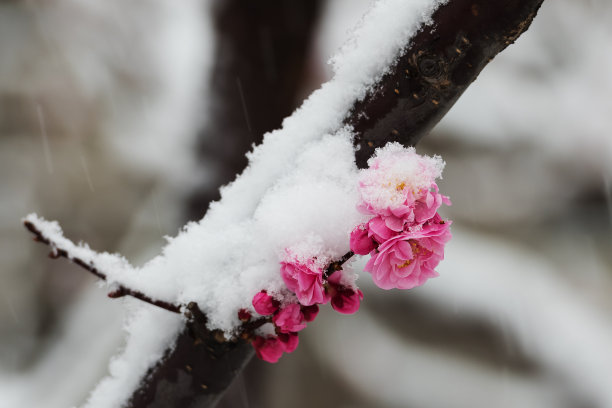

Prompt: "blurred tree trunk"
[187,0,323,219]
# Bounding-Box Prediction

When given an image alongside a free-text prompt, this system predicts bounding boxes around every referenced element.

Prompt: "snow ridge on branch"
[23,214,182,313]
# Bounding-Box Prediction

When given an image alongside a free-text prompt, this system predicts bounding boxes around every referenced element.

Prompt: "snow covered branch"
[347,0,544,166]
[23,214,355,324]
[188,0,323,216]
[22,0,545,406]
[23,214,182,314]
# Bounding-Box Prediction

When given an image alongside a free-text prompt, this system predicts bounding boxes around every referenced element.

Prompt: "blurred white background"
[0,0,610,407]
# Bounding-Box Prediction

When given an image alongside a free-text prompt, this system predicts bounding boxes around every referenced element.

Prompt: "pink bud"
[237,308,251,322]
[252,290,279,316]
[350,224,376,255]
[331,287,364,314]
[252,336,284,363]
[301,304,319,322]
[278,332,299,353]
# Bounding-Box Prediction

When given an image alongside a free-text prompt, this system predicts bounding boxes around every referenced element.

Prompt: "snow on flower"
[249,143,450,362]
[357,143,447,228]
[280,252,329,306]
[350,143,452,290]
[252,290,279,316]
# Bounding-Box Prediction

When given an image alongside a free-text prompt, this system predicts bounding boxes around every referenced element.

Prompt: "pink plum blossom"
[357,143,447,230]
[365,216,451,290]
[367,216,396,242]
[280,256,328,306]
[252,336,284,363]
[413,185,451,225]
[273,303,307,333]
[255,144,452,364]
[252,290,279,316]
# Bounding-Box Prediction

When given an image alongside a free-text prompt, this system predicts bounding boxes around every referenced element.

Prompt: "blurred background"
[0,0,611,407]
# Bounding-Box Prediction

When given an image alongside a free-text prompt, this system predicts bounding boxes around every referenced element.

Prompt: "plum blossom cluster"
[246,252,363,363]
[243,144,451,363]
[350,143,452,289]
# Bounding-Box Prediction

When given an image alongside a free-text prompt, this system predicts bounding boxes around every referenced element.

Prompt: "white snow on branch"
[27,0,446,337]
[84,304,184,408]
[23,1,447,406]
[124,0,446,335]
[23,213,134,279]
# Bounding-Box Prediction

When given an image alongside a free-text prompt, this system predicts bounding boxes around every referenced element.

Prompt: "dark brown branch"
[238,316,272,340]
[324,250,355,280]
[24,219,182,314]
[347,0,544,167]
[126,327,254,408]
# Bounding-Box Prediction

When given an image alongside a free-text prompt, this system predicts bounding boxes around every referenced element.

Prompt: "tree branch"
[24,217,355,320]
[23,218,182,314]
[348,0,544,167]
[130,1,325,406]
[324,250,355,280]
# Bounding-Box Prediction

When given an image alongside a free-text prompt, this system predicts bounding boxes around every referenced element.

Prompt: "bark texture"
[127,305,254,408]
[348,0,544,167]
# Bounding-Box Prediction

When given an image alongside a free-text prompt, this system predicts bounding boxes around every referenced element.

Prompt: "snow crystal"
[359,143,445,213]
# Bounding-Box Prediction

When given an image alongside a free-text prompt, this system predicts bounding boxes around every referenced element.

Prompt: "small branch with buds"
[23,217,357,337]
[324,250,355,279]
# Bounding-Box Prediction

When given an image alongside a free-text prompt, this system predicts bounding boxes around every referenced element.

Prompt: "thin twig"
[324,250,355,279]
[24,218,354,323]
[24,220,182,314]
